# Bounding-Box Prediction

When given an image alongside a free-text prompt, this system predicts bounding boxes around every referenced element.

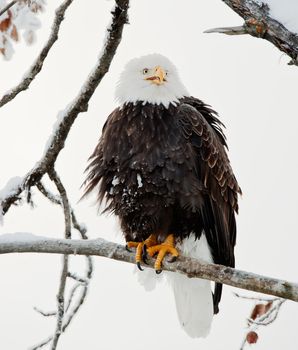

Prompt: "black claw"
[142,244,148,264]
[168,256,177,263]
[155,269,162,274]
[137,262,144,271]
[125,245,132,252]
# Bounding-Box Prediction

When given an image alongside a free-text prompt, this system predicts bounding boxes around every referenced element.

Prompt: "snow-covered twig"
[0,0,18,17]
[234,292,280,302]
[31,253,93,350]
[34,180,94,349]
[237,295,286,348]
[67,272,88,284]
[0,0,73,107]
[33,306,56,317]
[205,0,298,66]
[48,169,71,350]
[248,299,286,326]
[0,233,297,302]
[0,0,129,215]
[36,181,61,204]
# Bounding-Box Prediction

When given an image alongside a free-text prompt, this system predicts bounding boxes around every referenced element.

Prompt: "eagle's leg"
[126,234,157,271]
[146,234,179,274]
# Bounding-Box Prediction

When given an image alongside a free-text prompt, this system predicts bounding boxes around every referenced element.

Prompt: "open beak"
[145,66,166,85]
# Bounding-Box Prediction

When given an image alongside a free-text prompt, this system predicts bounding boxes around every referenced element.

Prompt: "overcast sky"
[0,1,298,349]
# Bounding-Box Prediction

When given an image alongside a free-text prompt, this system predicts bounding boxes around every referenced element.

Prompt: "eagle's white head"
[116,54,189,108]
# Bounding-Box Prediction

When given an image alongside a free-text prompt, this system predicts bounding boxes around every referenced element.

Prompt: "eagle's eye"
[143,68,149,75]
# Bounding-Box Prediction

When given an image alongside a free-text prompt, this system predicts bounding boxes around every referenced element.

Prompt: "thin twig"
[33,307,56,317]
[0,234,298,302]
[36,181,61,205]
[0,0,74,107]
[0,0,18,17]
[234,292,280,302]
[31,252,93,350]
[67,272,88,284]
[34,180,93,349]
[48,169,71,350]
[248,299,286,326]
[0,0,129,215]
[239,298,286,349]
[64,283,84,313]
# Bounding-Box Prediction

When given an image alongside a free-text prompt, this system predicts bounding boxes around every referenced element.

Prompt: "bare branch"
[64,282,84,313]
[0,0,18,17]
[67,272,88,284]
[206,0,298,65]
[0,0,129,215]
[0,0,74,107]
[36,181,61,205]
[47,170,71,350]
[34,179,93,349]
[234,292,280,302]
[31,250,93,350]
[49,170,71,238]
[33,306,56,317]
[1,234,297,302]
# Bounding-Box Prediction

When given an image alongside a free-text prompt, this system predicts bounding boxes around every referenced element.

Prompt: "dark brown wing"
[82,107,121,202]
[177,97,241,312]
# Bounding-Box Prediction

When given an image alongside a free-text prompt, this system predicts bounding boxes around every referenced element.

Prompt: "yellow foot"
[126,234,157,271]
[147,234,179,274]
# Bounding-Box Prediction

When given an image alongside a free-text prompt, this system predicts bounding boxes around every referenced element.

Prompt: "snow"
[0,176,24,225]
[137,173,143,188]
[112,176,119,186]
[0,176,23,201]
[0,232,48,243]
[263,0,298,33]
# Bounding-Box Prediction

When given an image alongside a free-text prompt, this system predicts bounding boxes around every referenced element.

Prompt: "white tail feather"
[135,233,214,338]
[167,233,214,338]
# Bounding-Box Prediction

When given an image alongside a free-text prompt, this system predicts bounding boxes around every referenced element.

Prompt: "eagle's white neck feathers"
[115,54,189,108]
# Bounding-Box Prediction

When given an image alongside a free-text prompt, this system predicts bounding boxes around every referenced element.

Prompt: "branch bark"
[0,0,74,108]
[1,234,297,302]
[0,0,129,215]
[206,0,298,65]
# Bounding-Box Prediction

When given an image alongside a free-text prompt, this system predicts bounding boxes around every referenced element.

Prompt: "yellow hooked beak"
[145,66,166,85]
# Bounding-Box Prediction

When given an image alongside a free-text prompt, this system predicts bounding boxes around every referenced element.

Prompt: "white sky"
[0,0,298,349]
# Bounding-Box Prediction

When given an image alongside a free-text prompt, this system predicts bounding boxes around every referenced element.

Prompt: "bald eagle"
[84,54,241,338]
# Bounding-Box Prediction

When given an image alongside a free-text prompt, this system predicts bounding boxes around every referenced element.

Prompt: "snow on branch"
[0,0,129,217]
[1,233,297,302]
[205,0,298,66]
[0,0,73,107]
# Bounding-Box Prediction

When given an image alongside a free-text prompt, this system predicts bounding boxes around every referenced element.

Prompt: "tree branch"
[0,0,129,215]
[205,0,298,65]
[1,233,297,302]
[0,0,18,17]
[0,0,74,107]
[33,180,93,349]
[48,169,71,350]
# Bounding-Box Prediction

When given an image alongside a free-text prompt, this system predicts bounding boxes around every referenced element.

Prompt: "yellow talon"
[147,234,179,272]
[126,234,157,270]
